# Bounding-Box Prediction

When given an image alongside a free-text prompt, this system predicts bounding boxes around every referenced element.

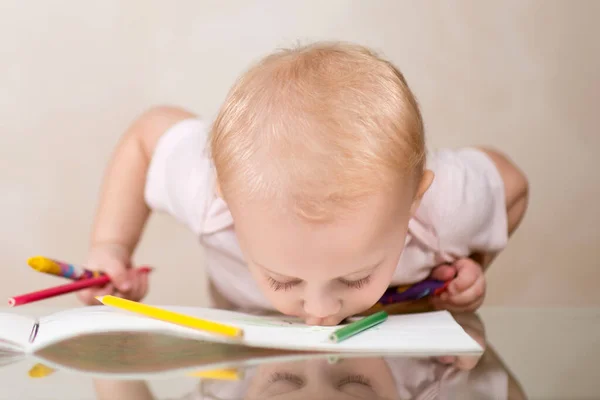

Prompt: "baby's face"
[228,187,416,325]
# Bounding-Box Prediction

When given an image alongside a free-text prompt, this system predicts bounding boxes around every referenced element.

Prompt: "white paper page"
[106,306,481,354]
[0,312,35,351]
[33,307,207,351]
[33,306,297,349]
[34,306,481,354]
[173,309,483,354]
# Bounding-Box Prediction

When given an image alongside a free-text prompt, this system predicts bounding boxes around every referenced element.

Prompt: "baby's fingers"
[430,296,482,313]
[102,264,133,294]
[429,264,457,281]
[128,270,150,301]
[447,274,486,306]
[448,260,481,294]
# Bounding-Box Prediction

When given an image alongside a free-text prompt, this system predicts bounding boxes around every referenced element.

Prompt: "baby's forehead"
[230,192,410,271]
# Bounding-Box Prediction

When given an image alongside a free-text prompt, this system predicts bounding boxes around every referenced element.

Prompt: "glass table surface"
[0,307,598,400]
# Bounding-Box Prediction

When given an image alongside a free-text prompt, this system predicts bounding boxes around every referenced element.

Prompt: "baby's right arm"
[78,106,197,305]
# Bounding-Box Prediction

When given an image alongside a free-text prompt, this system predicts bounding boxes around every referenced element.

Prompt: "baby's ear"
[410,170,434,216]
[215,181,223,199]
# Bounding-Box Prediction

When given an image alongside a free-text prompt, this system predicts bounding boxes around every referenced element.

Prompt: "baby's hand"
[429,258,485,312]
[77,243,149,305]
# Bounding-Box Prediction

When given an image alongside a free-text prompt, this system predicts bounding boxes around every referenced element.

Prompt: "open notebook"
[1,306,481,373]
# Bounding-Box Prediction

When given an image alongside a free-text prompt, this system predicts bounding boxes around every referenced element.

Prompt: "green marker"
[329,311,388,343]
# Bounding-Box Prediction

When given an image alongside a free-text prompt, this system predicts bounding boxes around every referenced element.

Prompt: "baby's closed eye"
[339,275,371,289]
[267,277,301,292]
[266,275,372,291]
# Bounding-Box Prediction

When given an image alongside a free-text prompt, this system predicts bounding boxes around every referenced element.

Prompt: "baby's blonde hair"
[210,42,425,221]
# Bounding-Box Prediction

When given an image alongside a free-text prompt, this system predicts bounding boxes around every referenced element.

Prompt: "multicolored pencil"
[27,256,103,280]
[376,279,449,305]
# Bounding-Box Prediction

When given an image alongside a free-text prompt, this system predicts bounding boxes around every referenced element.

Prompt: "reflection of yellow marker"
[96,295,243,338]
[28,363,56,378]
[188,368,241,381]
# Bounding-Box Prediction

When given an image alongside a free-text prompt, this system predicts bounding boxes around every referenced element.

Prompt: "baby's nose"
[303,295,341,321]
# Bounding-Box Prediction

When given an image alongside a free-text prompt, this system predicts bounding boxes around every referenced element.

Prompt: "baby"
[78,42,528,325]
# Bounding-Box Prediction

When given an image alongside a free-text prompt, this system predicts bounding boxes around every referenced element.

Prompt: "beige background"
[1,0,598,307]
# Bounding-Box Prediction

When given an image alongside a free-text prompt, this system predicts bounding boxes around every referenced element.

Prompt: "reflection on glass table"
[3,307,599,399]
[84,314,524,399]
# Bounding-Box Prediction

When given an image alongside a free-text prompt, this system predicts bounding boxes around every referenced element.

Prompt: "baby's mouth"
[304,315,345,326]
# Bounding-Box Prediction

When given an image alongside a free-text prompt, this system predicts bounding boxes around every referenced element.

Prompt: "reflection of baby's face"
[244,357,399,400]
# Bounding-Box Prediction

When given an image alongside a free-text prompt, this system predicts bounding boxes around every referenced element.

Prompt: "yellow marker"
[96,295,243,338]
[28,363,56,378]
[188,368,241,380]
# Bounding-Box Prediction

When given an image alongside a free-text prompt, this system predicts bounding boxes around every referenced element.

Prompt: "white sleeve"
[418,148,509,257]
[144,118,214,235]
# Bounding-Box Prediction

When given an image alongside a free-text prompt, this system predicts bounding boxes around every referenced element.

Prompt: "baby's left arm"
[469,148,529,270]
[431,148,528,312]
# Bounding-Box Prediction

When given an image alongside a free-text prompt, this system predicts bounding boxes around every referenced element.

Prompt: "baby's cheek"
[363,287,386,307]
[269,294,302,316]
[341,289,376,312]
[257,282,301,316]
[346,278,392,312]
